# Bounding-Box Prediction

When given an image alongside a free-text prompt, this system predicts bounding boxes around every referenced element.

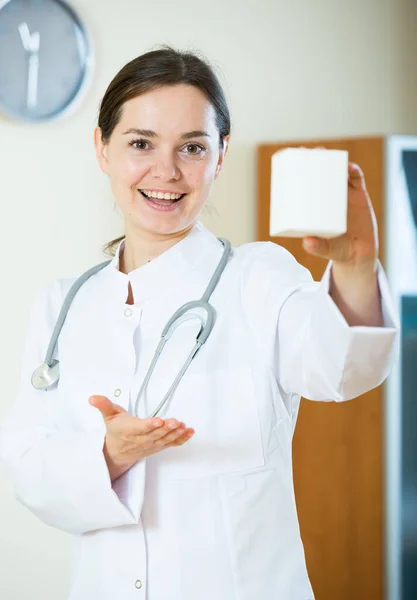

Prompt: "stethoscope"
[31,237,232,418]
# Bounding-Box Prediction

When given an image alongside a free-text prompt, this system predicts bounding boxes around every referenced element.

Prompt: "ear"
[214,135,230,180]
[94,126,109,175]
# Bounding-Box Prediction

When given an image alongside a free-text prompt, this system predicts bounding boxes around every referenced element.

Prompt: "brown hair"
[98,45,231,257]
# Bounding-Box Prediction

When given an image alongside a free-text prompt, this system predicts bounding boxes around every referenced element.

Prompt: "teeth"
[141,190,183,200]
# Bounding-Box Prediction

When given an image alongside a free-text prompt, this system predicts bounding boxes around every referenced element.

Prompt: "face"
[94,84,229,239]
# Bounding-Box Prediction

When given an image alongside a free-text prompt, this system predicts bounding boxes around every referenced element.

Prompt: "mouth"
[138,189,186,212]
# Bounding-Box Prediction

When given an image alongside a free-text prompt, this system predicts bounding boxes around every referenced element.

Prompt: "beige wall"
[0,0,416,598]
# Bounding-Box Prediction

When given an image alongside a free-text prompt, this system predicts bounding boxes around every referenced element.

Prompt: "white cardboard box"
[270,147,348,238]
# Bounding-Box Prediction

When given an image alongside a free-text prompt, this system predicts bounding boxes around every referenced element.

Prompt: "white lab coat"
[0,221,399,600]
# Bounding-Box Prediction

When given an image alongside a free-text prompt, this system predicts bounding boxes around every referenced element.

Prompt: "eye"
[129,138,149,150]
[183,143,206,155]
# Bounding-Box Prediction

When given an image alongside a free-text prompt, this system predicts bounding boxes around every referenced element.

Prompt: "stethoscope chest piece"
[31,360,60,390]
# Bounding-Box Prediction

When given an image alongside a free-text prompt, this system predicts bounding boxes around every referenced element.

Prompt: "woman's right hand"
[88,395,195,481]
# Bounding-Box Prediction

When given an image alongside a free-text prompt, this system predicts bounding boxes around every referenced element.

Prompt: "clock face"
[0,0,91,122]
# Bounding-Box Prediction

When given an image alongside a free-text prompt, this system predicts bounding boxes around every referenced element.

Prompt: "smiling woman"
[0,43,399,600]
[93,46,231,270]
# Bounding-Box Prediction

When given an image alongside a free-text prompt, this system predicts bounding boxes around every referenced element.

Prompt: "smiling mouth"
[138,190,186,202]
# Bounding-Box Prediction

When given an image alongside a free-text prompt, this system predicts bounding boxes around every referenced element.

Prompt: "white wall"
[0,0,416,598]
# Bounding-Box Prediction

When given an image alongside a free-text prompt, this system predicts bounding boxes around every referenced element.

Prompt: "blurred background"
[0,0,416,599]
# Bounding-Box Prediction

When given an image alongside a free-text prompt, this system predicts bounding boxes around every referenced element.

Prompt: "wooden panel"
[257,137,385,600]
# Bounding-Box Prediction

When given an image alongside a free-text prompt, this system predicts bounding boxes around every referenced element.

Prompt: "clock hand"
[27,45,40,110]
[29,30,40,54]
[17,22,31,52]
[17,23,40,110]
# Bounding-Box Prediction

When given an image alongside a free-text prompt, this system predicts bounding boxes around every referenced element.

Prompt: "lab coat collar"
[105,221,221,304]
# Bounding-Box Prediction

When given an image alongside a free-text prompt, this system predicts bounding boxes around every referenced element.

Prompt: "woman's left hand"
[302,161,379,270]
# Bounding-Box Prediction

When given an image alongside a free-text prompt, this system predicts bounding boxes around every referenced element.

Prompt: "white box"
[269,147,348,238]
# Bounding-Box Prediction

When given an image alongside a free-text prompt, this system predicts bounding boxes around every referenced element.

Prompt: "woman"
[0,46,399,600]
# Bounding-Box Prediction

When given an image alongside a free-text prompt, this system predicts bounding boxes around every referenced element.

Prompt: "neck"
[119,223,195,274]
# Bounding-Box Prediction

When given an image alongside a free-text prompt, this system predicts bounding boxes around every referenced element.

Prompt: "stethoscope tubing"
[31,237,232,419]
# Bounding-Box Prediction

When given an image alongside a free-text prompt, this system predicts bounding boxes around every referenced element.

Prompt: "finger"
[155,424,189,446]
[348,162,366,188]
[144,419,184,441]
[348,162,363,177]
[89,395,127,420]
[298,146,326,150]
[166,428,195,447]
[130,417,166,435]
[302,236,330,256]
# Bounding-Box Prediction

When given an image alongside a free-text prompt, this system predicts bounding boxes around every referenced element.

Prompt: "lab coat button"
[124,307,133,317]
[114,389,121,397]
[135,579,142,589]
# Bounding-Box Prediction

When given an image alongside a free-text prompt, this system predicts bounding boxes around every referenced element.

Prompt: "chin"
[136,213,194,237]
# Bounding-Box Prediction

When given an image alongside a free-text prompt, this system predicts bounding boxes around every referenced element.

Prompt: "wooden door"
[257,137,385,600]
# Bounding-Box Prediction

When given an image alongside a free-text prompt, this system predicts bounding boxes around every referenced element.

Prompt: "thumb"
[302,236,330,257]
[88,395,126,420]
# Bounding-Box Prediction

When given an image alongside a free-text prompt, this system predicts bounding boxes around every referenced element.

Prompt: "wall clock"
[0,0,92,122]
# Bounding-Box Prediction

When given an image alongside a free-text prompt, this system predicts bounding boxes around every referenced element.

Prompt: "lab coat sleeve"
[0,281,143,536]
[241,242,399,401]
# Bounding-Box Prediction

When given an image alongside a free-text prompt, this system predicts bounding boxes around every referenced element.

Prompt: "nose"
[150,150,180,181]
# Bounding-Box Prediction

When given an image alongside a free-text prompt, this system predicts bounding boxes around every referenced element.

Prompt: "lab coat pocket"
[160,366,265,479]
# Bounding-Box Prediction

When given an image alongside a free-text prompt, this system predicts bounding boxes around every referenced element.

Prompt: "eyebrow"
[122,128,211,140]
